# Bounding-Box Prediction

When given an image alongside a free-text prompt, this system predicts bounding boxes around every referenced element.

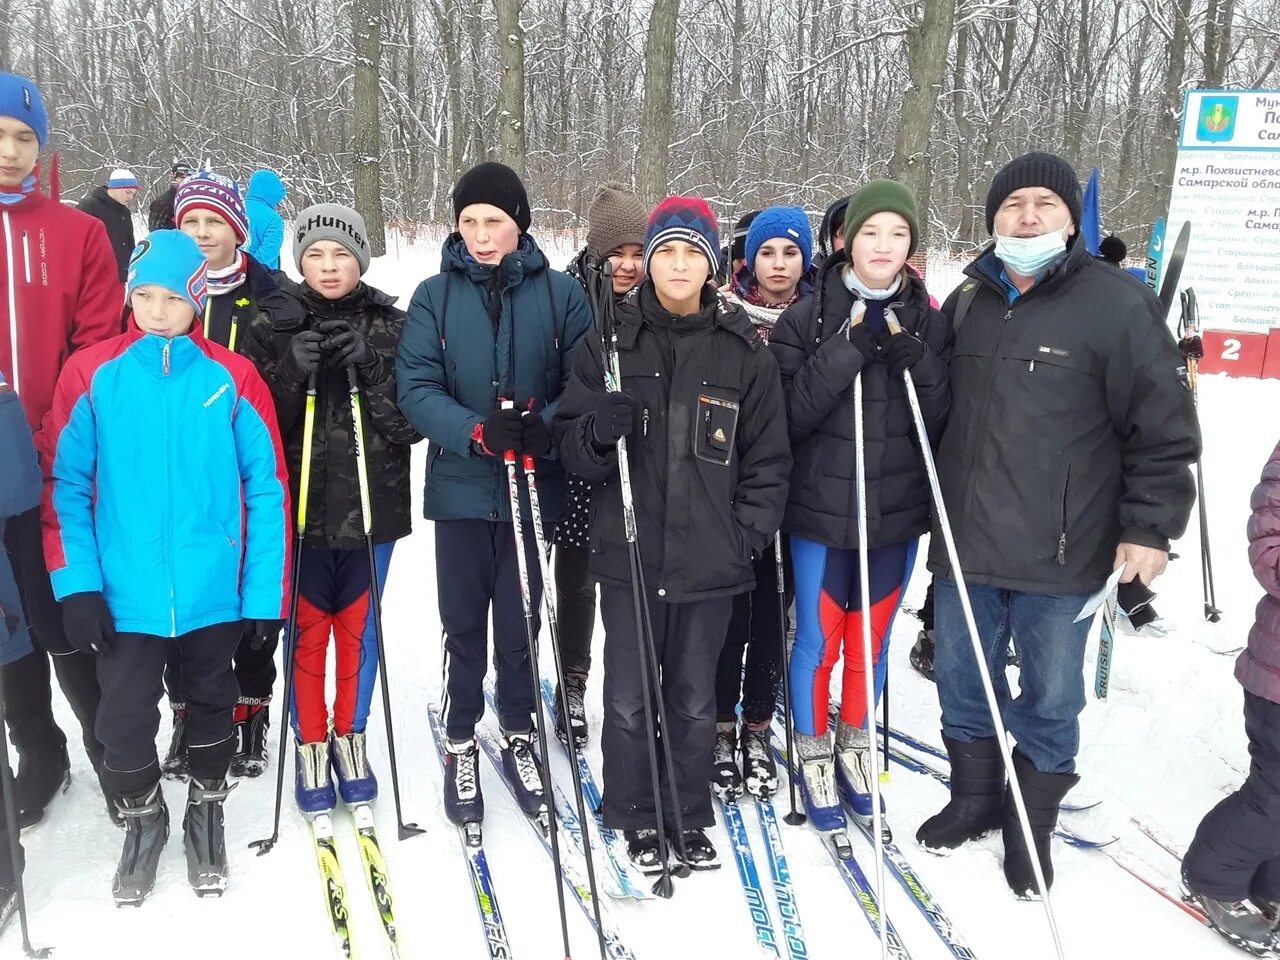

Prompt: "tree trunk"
[353,0,387,255]
[890,0,957,249]
[495,0,526,173]
[1203,0,1237,87]
[951,12,974,244]
[637,0,679,201]
[1151,0,1192,226]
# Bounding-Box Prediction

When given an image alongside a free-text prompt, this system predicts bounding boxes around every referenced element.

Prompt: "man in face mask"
[915,151,1201,899]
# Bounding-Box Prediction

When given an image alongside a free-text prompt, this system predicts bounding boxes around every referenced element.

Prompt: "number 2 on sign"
[1222,338,1242,361]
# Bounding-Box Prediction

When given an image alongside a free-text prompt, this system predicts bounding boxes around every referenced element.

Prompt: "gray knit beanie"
[293,203,371,275]
[586,183,647,259]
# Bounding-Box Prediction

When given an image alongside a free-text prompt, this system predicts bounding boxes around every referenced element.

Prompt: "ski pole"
[886,313,1066,960]
[774,532,805,826]
[252,370,317,856]
[597,261,689,895]
[853,370,889,960]
[881,670,890,780]
[0,663,50,957]
[518,431,608,960]
[347,365,424,840]
[1179,290,1220,624]
[500,404,573,956]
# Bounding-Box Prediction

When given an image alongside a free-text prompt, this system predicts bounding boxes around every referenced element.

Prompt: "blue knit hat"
[127,231,209,317]
[0,73,47,148]
[643,196,720,276]
[745,206,813,272]
[174,171,250,244]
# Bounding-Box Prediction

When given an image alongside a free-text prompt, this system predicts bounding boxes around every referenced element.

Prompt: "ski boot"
[742,723,778,799]
[443,736,483,843]
[711,721,744,802]
[112,783,170,907]
[330,731,378,807]
[795,730,851,859]
[1250,895,1278,928]
[229,701,269,778]
[669,826,720,871]
[1001,750,1078,898]
[499,730,547,825]
[1183,872,1277,955]
[294,738,337,817]
[184,777,235,897]
[624,829,664,875]
[909,629,936,682]
[162,704,189,781]
[554,672,589,748]
[16,742,70,830]
[835,720,888,839]
[917,735,1005,853]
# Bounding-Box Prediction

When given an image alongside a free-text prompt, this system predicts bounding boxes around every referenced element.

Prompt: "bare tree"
[495,0,526,171]
[353,0,387,254]
[637,0,679,202]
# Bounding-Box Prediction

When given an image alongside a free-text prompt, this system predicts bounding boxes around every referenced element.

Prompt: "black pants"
[599,585,731,831]
[1185,690,1280,902]
[2,508,102,763]
[715,542,790,726]
[97,622,242,797]
[554,543,595,677]
[165,628,276,706]
[438,519,541,741]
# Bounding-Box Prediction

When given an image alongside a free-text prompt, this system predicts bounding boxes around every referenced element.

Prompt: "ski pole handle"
[500,398,517,466]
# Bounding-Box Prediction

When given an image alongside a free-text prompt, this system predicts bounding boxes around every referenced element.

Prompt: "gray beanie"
[294,203,371,275]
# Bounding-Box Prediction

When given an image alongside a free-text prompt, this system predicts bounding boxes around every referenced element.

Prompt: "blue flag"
[1081,166,1101,256]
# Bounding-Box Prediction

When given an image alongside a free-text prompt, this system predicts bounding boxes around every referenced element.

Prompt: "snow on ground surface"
[6,232,1269,959]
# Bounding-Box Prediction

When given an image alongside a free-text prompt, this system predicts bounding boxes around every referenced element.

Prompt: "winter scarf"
[206,251,249,297]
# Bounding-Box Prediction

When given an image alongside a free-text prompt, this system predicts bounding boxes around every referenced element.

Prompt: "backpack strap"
[953,280,980,333]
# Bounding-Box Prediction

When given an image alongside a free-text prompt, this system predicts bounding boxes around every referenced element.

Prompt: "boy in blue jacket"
[40,231,291,906]
[0,369,40,918]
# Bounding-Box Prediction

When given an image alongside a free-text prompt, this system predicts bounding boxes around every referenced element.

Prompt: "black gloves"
[591,392,639,447]
[62,591,115,656]
[522,415,553,458]
[317,319,373,369]
[846,322,882,363]
[481,407,525,455]
[244,618,286,651]
[280,329,325,384]
[881,330,926,378]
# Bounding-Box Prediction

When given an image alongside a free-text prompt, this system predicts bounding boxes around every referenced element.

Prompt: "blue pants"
[789,536,915,737]
[933,578,1091,773]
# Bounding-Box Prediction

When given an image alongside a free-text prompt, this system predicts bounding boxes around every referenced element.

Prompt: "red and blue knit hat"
[174,171,249,245]
[643,196,720,275]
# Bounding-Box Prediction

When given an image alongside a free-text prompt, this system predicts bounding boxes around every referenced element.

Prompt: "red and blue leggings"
[789,536,916,737]
[289,542,394,744]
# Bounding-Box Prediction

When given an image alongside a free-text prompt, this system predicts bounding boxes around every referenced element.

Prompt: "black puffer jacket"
[77,187,134,281]
[204,255,304,354]
[927,239,1200,594]
[243,281,423,549]
[771,254,951,550]
[555,282,791,602]
[148,186,177,232]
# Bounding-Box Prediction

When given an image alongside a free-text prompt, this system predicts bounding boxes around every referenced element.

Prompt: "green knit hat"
[842,179,919,259]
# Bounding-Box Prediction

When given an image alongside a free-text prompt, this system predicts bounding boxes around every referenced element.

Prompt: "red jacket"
[0,189,123,449]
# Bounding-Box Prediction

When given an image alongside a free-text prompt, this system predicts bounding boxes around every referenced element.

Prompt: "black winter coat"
[555,282,791,602]
[77,187,134,282]
[771,256,951,550]
[243,281,423,550]
[205,255,304,354]
[927,240,1201,594]
[148,186,177,232]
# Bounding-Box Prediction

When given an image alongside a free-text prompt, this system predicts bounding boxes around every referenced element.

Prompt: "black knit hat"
[452,161,531,233]
[729,210,761,262]
[985,152,1081,235]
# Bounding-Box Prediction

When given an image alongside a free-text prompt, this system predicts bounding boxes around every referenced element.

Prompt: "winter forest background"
[1,0,1273,255]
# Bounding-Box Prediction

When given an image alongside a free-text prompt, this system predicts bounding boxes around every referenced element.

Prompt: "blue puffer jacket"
[0,374,38,666]
[245,169,286,272]
[42,325,292,638]
[396,233,592,524]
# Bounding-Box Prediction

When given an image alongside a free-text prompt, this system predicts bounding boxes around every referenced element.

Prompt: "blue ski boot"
[835,720,887,833]
[499,730,547,822]
[294,738,336,817]
[329,731,378,807]
[443,736,484,830]
[796,730,852,859]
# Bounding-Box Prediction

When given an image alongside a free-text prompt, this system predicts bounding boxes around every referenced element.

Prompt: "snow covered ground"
[5,233,1271,959]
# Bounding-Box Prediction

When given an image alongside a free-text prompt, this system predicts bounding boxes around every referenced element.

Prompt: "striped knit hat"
[174,171,249,244]
[643,196,720,276]
[106,168,139,190]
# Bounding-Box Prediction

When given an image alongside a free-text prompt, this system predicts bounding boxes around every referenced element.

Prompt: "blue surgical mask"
[994,226,1067,276]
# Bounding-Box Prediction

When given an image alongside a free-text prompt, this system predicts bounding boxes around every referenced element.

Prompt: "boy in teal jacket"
[41,231,291,906]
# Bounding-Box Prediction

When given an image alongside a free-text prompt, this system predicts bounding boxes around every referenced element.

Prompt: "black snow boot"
[909,629,936,682]
[184,777,235,897]
[554,672,589,748]
[161,705,188,781]
[1183,871,1277,955]
[113,783,170,906]
[916,736,1005,852]
[1001,750,1078,898]
[625,829,664,875]
[229,702,269,778]
[668,826,720,871]
[16,742,70,829]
